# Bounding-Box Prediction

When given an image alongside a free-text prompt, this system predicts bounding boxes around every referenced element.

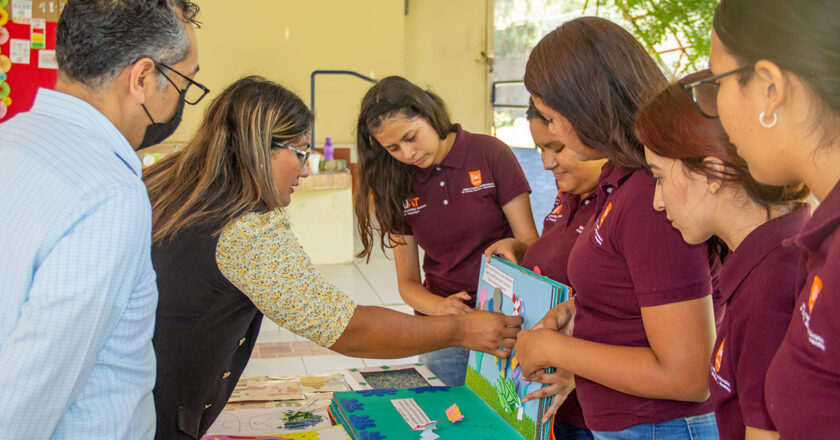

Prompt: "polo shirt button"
[436,167,441,171]
[443,200,449,205]
[584,200,590,205]
[222,371,231,379]
[439,181,445,187]
[606,187,614,194]
[238,337,246,346]
[204,403,212,409]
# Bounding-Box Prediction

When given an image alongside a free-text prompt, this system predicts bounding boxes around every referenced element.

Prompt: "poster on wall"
[0,0,59,122]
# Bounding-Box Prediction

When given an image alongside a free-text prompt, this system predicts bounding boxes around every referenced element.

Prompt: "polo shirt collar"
[30,88,142,176]
[415,124,467,183]
[720,205,810,304]
[795,179,840,253]
[597,161,635,196]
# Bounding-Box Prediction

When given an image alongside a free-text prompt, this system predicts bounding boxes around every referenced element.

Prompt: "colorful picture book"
[465,256,570,440]
[330,386,522,440]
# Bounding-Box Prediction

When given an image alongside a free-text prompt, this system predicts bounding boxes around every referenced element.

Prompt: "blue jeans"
[419,346,469,386]
[592,413,719,440]
[555,421,595,440]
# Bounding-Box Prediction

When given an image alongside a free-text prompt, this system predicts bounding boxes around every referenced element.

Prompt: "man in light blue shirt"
[0,1,203,438]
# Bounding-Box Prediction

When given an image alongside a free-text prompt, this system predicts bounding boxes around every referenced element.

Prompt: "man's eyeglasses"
[682,65,751,119]
[274,141,310,170]
[156,62,210,105]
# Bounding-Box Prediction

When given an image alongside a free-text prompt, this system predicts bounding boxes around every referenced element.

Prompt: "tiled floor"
[242,239,421,378]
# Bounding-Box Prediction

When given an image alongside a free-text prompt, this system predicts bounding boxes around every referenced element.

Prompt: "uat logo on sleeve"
[469,170,483,187]
[809,275,822,314]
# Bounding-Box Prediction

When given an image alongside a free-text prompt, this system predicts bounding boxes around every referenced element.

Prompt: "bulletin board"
[0,0,63,123]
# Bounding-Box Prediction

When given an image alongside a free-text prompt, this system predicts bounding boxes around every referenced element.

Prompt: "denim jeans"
[592,413,719,440]
[555,421,595,440]
[418,346,469,386]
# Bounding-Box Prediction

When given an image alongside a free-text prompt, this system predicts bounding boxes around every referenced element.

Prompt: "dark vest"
[152,221,263,439]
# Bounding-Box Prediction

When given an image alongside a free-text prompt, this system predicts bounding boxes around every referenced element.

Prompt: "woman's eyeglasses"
[682,65,751,119]
[274,141,310,169]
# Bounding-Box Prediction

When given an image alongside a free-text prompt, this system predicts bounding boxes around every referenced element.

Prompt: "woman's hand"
[434,291,474,316]
[483,238,529,264]
[456,311,523,358]
[533,299,576,335]
[522,369,575,423]
[514,328,555,378]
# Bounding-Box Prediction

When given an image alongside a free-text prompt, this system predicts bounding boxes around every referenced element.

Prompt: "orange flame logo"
[809,276,823,314]
[715,338,726,372]
[598,202,613,227]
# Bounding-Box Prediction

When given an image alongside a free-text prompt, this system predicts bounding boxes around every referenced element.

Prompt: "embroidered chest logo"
[593,202,613,245]
[469,170,483,187]
[710,337,732,393]
[552,204,563,215]
[403,197,427,216]
[799,275,826,351]
[461,169,496,194]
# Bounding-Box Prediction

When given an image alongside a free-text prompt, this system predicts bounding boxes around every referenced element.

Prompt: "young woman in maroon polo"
[514,18,721,439]
[708,1,840,437]
[485,99,605,439]
[637,75,810,440]
[354,76,538,387]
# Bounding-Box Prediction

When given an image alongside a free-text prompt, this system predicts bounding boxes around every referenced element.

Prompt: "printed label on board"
[12,0,32,25]
[38,49,56,69]
[30,17,45,49]
[10,39,30,64]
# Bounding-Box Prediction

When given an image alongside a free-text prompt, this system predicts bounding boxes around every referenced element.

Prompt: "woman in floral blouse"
[144,76,522,440]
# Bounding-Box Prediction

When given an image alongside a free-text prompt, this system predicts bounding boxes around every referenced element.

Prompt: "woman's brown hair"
[524,16,667,170]
[635,71,809,214]
[354,76,453,260]
[144,75,313,244]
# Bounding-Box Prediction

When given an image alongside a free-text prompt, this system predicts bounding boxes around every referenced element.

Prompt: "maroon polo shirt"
[765,181,840,439]
[521,190,598,430]
[523,191,597,286]
[403,124,531,310]
[709,206,809,440]
[542,189,564,233]
[566,163,716,431]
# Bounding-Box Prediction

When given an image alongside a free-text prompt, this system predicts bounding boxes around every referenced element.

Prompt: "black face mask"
[137,88,186,150]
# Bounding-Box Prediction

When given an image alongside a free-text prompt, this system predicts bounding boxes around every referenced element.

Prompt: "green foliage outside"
[494,0,718,76]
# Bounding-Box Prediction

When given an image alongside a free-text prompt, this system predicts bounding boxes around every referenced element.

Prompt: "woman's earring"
[759,111,778,128]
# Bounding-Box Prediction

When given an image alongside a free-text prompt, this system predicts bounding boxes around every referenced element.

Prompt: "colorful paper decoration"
[445,404,463,423]
[495,377,518,413]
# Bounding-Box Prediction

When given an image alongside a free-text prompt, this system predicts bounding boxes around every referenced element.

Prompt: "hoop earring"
[759,111,778,128]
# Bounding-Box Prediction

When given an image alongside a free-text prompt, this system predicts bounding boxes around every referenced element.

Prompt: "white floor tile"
[242,357,306,377]
[302,355,366,375]
[256,328,298,343]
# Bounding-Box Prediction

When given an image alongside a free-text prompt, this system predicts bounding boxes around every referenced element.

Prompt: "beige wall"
[171,1,492,145]
[172,0,406,145]
[404,0,492,134]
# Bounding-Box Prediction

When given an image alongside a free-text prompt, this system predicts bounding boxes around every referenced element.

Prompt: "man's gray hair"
[56,0,200,91]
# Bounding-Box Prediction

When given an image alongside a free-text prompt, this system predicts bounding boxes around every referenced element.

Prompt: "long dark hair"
[524,17,666,170]
[354,76,453,260]
[144,76,313,244]
[714,0,840,115]
[635,72,809,258]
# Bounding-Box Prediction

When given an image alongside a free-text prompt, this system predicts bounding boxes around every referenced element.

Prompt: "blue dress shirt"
[0,89,157,439]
